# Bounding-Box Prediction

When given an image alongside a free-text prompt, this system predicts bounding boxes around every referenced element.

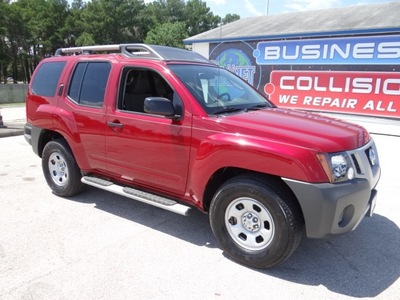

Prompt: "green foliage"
[184,0,220,36]
[75,32,95,46]
[145,22,188,48]
[0,1,7,36]
[80,0,145,44]
[0,1,10,83]
[222,13,241,25]
[63,0,86,46]
[0,0,241,82]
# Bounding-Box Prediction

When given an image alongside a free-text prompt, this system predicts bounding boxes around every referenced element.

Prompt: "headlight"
[317,152,355,183]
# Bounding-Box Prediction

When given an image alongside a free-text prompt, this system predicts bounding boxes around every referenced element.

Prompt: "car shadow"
[265,215,400,297]
[69,186,217,248]
[68,186,399,298]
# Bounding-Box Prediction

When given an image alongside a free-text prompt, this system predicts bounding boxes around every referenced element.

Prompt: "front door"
[105,67,191,195]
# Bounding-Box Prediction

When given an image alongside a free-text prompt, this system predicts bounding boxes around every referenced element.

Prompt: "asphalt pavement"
[0,134,398,299]
[0,104,399,299]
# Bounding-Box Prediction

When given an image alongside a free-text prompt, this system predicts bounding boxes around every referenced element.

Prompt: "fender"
[187,132,329,206]
[27,92,96,171]
[50,107,92,170]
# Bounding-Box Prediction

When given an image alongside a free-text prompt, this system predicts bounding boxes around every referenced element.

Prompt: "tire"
[209,175,303,269]
[42,139,84,197]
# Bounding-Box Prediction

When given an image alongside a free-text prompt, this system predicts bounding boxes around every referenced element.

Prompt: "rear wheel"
[42,139,84,197]
[209,175,303,268]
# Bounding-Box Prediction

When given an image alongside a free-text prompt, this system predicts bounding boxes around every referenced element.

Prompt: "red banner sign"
[265,71,400,119]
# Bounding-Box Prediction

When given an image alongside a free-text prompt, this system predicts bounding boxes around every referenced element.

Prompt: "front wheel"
[209,175,304,268]
[42,139,84,197]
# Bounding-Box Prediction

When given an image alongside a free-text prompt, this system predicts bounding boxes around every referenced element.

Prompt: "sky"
[202,0,397,18]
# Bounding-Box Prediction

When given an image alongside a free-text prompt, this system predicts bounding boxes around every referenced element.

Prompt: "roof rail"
[54,43,210,63]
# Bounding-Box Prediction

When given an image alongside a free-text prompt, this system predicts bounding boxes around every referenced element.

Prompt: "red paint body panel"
[211,108,370,152]
[26,54,373,210]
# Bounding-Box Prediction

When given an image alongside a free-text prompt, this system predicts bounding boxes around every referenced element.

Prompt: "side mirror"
[144,97,181,120]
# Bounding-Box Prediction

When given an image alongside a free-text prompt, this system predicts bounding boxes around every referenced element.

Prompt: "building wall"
[0,84,28,104]
[191,43,209,60]
[198,34,400,120]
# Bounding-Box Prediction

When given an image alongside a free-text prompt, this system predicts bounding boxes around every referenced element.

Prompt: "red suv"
[25,44,380,268]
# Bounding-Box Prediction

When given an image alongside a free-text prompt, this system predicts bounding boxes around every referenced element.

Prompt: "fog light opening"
[338,205,355,228]
[347,167,355,180]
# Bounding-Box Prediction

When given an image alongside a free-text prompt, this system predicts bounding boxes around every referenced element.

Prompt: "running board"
[81,176,191,216]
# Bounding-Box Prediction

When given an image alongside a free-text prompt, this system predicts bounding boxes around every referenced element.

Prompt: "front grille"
[351,154,362,174]
[348,139,379,184]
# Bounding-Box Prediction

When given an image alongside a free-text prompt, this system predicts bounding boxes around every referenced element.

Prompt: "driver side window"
[119,68,175,113]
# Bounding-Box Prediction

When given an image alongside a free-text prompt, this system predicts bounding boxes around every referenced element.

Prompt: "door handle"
[58,84,64,96]
[107,121,124,128]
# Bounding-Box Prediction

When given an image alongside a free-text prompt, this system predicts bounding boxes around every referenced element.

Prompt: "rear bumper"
[24,122,32,145]
[24,123,42,157]
[283,177,379,238]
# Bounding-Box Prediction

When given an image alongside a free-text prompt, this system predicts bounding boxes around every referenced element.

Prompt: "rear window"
[68,62,111,108]
[31,61,66,97]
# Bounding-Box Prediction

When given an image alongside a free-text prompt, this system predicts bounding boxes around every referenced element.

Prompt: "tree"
[75,32,95,47]
[142,0,186,37]
[222,13,240,25]
[80,0,146,45]
[63,0,86,47]
[22,0,70,57]
[0,0,11,83]
[144,22,188,48]
[6,0,28,82]
[3,0,71,82]
[0,0,231,82]
[184,0,220,36]
[142,0,220,46]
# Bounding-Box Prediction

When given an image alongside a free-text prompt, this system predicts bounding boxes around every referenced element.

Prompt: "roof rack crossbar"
[55,44,120,56]
[55,44,164,59]
[54,43,211,64]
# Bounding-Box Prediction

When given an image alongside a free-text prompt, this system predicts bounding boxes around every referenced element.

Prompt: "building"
[184,2,400,120]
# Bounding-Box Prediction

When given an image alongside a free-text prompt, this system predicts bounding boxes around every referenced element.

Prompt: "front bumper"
[283,177,378,238]
[283,138,381,238]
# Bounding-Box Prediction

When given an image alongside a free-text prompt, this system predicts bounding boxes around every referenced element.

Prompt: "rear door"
[105,66,191,195]
[60,60,111,172]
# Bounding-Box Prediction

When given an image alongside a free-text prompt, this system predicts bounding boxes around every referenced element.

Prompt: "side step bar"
[81,176,191,216]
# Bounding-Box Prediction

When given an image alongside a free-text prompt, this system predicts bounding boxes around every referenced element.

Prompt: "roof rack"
[54,43,211,64]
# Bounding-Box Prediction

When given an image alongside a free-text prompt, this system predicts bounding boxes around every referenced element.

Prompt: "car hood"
[215,108,370,153]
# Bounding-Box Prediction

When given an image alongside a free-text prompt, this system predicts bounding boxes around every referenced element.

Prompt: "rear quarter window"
[31,61,66,97]
[68,61,111,108]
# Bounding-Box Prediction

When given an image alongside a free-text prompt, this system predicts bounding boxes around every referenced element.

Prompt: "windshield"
[169,64,274,115]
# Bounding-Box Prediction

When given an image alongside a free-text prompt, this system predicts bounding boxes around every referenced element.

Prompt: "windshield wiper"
[245,103,270,111]
[213,107,244,115]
